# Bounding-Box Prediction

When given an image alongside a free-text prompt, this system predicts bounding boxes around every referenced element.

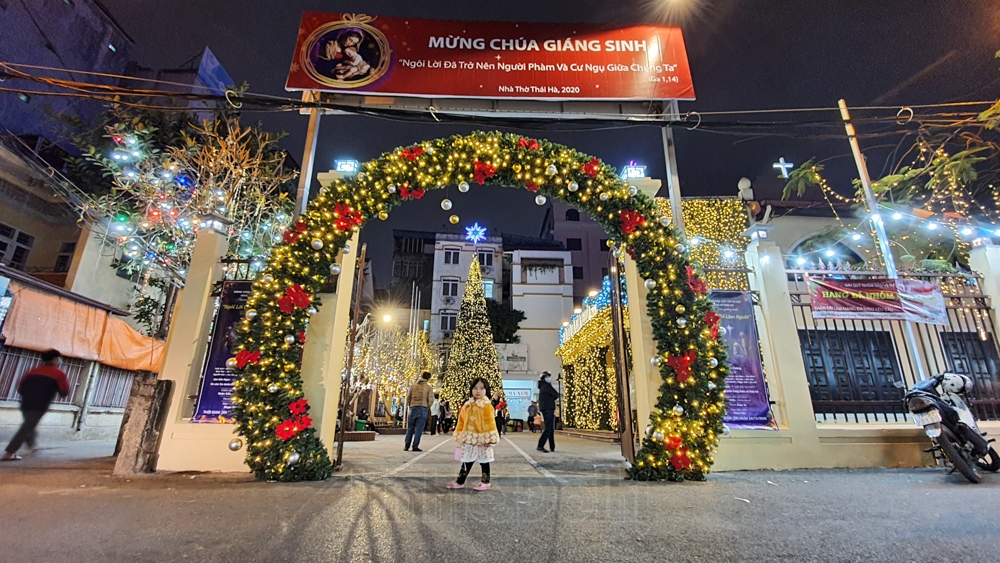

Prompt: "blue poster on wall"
[192,281,252,423]
[710,290,776,430]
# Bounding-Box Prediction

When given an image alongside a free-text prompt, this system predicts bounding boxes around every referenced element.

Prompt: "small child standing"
[447,378,499,491]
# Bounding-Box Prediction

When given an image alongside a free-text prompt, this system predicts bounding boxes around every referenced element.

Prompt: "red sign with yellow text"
[286,12,695,101]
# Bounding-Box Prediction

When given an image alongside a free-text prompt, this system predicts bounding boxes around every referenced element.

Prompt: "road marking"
[386,438,449,476]
[504,437,568,484]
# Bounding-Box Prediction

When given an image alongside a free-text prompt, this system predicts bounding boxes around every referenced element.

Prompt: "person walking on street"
[536,371,559,453]
[430,393,441,436]
[447,378,499,491]
[3,349,69,461]
[404,371,434,451]
[491,391,507,436]
[527,400,539,433]
[441,402,453,434]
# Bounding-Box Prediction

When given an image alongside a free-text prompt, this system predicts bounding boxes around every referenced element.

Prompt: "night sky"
[98,0,1000,285]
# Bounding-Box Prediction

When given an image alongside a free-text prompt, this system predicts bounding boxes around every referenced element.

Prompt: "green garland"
[230,131,729,482]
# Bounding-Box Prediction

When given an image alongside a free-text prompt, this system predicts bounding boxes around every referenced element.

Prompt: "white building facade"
[429,232,503,343]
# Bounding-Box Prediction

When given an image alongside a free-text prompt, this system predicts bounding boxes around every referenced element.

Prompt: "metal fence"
[0,346,136,409]
[788,270,1000,423]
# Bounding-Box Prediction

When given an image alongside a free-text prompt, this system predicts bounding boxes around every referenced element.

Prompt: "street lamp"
[382,313,393,323]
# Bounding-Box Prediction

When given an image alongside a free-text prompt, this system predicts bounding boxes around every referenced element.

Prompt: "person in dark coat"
[3,349,69,461]
[536,371,560,453]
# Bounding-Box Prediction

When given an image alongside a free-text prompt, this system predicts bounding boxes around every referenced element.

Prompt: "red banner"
[285,12,695,101]
[808,277,948,325]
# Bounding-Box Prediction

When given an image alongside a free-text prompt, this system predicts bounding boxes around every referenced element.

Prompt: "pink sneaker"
[446,482,464,490]
[472,482,492,491]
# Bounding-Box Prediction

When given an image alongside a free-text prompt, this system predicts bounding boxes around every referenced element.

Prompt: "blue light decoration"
[465,222,487,245]
[335,160,359,174]
[620,160,646,180]
[559,274,629,344]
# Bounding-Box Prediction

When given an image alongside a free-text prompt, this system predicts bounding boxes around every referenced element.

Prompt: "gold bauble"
[512,163,522,173]
[675,304,686,314]
[449,214,460,224]
[378,211,389,220]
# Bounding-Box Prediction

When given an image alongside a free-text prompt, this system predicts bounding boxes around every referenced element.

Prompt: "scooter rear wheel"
[939,428,982,483]
[976,446,1000,472]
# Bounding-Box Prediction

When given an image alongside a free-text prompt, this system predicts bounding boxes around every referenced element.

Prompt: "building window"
[573,266,584,279]
[478,250,493,266]
[53,242,76,273]
[483,279,494,299]
[601,267,609,277]
[444,248,460,264]
[442,279,459,297]
[440,312,458,332]
[565,209,580,221]
[566,238,583,251]
[0,222,33,271]
[600,239,610,250]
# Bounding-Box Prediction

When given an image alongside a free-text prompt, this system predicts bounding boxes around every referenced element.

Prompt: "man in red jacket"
[2,349,69,461]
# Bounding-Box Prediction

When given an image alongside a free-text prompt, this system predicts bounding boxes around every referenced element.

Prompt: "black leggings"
[456,461,491,484]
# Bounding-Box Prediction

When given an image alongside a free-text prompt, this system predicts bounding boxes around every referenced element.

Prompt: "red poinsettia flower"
[275,419,298,441]
[295,415,313,430]
[670,447,692,471]
[525,179,539,192]
[278,285,312,314]
[665,435,683,450]
[704,311,721,328]
[473,160,497,185]
[298,331,306,344]
[667,350,697,382]
[400,146,425,162]
[686,266,708,295]
[288,399,308,416]
[235,349,262,369]
[333,202,363,232]
[517,137,540,150]
[582,157,601,178]
[282,221,308,244]
[620,210,646,234]
[398,183,425,200]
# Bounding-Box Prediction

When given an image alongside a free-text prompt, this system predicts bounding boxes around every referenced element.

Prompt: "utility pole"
[661,99,685,233]
[294,90,323,218]
[838,99,927,380]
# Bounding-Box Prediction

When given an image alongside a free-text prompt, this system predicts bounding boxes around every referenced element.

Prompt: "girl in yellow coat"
[447,378,500,491]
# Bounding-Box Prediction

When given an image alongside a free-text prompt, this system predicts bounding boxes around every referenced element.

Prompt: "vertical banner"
[710,290,776,430]
[192,281,252,423]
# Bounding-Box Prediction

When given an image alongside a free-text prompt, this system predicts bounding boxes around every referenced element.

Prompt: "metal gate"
[789,270,1000,422]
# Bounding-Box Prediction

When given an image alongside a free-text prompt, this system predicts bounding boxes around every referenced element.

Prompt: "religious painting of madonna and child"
[300,15,391,88]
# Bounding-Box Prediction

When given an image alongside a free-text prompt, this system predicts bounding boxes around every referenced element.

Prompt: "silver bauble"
[319,187,328,195]
[676,318,687,327]
[262,274,273,283]
[718,326,727,336]
[659,216,670,226]
[568,181,579,192]
[228,439,243,451]
[707,382,717,391]
[645,425,654,437]
[441,199,453,210]
[342,245,351,254]
[287,452,300,465]
[284,334,296,345]
[546,165,557,176]
[387,185,396,193]
[246,309,257,319]
[651,356,661,367]
[672,405,685,415]
[306,307,318,316]
[311,239,324,250]
[357,172,366,181]
[330,264,342,275]
[535,194,547,205]
[652,430,665,442]
[709,358,719,368]
[267,384,280,394]
[676,244,686,253]
[644,279,656,290]
[226,358,238,369]
[722,425,732,437]
[599,192,609,201]
[628,185,639,196]
[458,182,470,193]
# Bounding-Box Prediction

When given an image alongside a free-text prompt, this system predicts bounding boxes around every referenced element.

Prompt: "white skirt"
[458,443,495,464]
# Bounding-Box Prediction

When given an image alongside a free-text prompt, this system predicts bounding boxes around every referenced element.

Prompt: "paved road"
[1,433,999,562]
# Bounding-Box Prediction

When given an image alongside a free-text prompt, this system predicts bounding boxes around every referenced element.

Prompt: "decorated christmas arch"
[230,131,729,482]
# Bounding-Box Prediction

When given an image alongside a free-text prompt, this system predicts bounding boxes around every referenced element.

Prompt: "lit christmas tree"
[440,257,504,408]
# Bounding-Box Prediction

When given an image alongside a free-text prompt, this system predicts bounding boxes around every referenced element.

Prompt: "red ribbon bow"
[525,179,539,192]
[473,160,497,185]
[686,266,708,295]
[620,210,646,234]
[333,202,364,231]
[235,349,261,369]
[282,221,307,244]
[398,183,425,200]
[400,146,425,162]
[517,138,540,150]
[666,350,697,382]
[582,157,601,178]
[277,284,312,314]
[670,447,692,471]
